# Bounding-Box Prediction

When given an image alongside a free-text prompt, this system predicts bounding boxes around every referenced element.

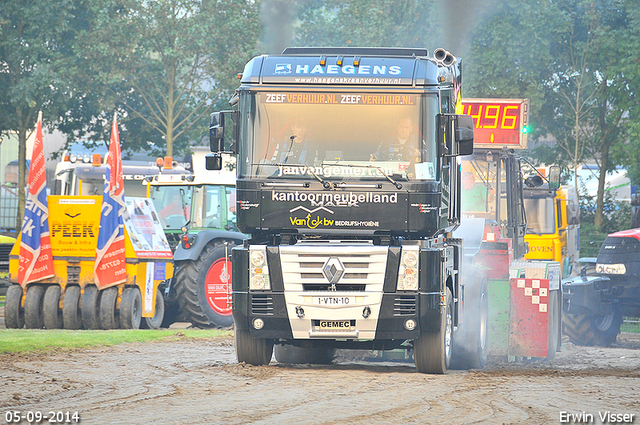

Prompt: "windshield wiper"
[336,163,403,190]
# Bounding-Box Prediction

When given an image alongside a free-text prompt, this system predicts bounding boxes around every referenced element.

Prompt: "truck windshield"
[240,91,438,181]
[523,198,556,234]
[151,185,193,229]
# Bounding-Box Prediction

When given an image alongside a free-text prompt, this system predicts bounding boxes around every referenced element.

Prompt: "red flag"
[18,112,55,286]
[94,114,127,288]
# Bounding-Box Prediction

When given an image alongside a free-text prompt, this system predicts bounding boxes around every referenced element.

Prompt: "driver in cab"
[370,116,421,162]
[159,193,188,220]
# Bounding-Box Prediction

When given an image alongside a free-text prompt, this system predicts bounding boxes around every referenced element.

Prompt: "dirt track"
[1,333,639,425]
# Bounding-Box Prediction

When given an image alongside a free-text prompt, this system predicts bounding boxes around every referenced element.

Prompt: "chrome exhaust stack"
[433,48,456,67]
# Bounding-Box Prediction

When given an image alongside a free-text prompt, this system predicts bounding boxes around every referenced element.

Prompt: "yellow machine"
[523,185,579,278]
[5,195,173,329]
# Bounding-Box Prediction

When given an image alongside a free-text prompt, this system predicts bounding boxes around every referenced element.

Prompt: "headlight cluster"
[398,246,419,291]
[596,263,626,275]
[250,247,270,290]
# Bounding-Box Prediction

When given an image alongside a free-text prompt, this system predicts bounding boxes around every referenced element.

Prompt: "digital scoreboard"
[462,99,529,149]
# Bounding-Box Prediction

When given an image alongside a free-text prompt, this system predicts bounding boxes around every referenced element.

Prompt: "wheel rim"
[204,258,233,316]
[594,313,615,332]
[445,300,453,360]
[479,292,488,351]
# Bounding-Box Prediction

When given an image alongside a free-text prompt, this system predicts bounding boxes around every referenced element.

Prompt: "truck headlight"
[251,250,266,267]
[596,263,626,275]
[398,246,419,291]
[249,247,270,290]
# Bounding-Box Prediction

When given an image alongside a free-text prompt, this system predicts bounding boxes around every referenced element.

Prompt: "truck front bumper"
[232,291,443,342]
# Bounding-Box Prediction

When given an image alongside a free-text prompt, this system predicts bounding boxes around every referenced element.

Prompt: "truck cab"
[210,47,475,373]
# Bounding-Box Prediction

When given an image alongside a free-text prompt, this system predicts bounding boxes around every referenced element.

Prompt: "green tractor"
[148,149,246,328]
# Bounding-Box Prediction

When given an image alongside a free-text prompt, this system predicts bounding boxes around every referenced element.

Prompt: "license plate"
[314,296,353,306]
[316,320,353,330]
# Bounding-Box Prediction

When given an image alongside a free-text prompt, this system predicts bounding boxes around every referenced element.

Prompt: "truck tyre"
[43,285,63,329]
[24,285,46,329]
[142,288,165,329]
[120,287,142,329]
[414,287,453,374]
[563,311,622,346]
[546,290,561,359]
[99,286,120,329]
[175,242,235,329]
[63,286,83,330]
[274,345,335,365]
[82,285,101,330]
[235,328,273,366]
[4,284,25,329]
[451,277,488,370]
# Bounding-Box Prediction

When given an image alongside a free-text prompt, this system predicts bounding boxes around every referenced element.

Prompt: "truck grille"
[251,294,274,315]
[394,295,417,316]
[279,244,388,292]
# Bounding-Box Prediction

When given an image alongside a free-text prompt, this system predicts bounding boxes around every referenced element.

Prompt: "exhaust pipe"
[433,48,456,67]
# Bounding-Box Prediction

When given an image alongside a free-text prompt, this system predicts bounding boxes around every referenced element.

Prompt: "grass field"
[0,328,232,354]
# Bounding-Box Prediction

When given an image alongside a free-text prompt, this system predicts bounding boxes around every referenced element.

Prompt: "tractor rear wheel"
[4,284,25,329]
[24,285,46,329]
[563,311,622,346]
[175,242,235,328]
[43,285,63,329]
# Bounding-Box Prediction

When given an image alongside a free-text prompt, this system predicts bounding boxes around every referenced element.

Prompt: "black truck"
[208,47,475,373]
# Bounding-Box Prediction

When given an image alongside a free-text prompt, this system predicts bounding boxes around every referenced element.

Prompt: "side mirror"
[437,114,474,157]
[456,114,474,156]
[206,153,223,171]
[548,165,561,189]
[209,111,238,153]
[209,112,224,152]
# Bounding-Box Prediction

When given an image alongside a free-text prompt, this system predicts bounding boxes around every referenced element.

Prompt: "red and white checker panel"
[509,278,550,358]
[515,278,548,312]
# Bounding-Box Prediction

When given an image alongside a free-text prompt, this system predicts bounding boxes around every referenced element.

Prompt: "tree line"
[1,0,639,232]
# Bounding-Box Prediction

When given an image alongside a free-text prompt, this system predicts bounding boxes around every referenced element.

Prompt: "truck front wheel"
[175,242,235,328]
[562,311,622,346]
[235,329,273,366]
[414,288,453,374]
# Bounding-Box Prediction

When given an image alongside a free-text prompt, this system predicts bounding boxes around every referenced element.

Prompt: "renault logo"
[322,257,345,289]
